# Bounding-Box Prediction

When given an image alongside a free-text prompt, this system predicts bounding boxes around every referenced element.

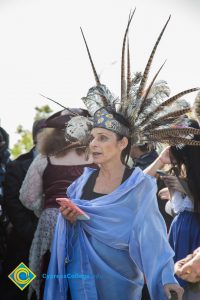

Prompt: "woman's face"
[89,128,127,165]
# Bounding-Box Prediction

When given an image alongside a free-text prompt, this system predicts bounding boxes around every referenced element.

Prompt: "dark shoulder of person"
[8,148,35,173]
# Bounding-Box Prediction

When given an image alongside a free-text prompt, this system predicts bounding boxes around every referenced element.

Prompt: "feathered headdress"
[65,10,200,146]
[193,90,200,124]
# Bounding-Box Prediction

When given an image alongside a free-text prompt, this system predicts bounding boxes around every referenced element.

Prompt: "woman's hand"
[144,146,171,177]
[60,206,78,223]
[162,176,186,194]
[159,146,172,165]
[163,283,184,300]
[158,187,171,200]
[175,248,200,283]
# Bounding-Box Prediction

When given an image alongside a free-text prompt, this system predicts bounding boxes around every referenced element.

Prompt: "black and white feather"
[65,116,93,144]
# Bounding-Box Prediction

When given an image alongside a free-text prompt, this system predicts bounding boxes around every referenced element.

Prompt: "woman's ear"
[119,137,128,151]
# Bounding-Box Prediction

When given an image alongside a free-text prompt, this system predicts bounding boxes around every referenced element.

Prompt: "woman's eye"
[99,135,108,141]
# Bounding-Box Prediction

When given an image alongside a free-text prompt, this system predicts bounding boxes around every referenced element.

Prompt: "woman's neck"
[98,160,126,179]
[93,161,126,194]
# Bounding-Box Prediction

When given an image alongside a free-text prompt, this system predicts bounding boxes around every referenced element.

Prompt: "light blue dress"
[44,167,177,300]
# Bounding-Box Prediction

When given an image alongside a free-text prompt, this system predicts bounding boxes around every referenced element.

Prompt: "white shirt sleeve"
[171,191,194,214]
[19,154,48,216]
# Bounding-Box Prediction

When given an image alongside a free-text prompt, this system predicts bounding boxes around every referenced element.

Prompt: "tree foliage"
[11,105,53,159]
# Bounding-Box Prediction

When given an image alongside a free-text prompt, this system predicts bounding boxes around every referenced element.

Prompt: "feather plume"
[142,107,191,132]
[80,12,200,149]
[193,91,200,122]
[80,27,100,85]
[131,72,142,86]
[121,9,136,102]
[157,88,199,109]
[140,60,167,108]
[137,16,171,100]
[39,94,67,109]
[124,72,143,117]
[80,27,108,107]
[148,136,200,146]
[127,38,131,98]
[65,116,93,144]
[152,127,200,136]
[134,80,170,124]
[147,127,200,138]
[138,88,198,127]
[82,85,117,116]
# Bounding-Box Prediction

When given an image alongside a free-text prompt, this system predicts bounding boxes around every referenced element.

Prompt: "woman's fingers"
[162,176,186,194]
[179,271,199,283]
[177,254,200,282]
[175,255,193,276]
[158,188,170,200]
[68,210,78,223]
[163,284,184,300]
[193,247,200,255]
[60,206,78,223]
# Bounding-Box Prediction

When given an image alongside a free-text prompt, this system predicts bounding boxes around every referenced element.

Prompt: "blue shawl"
[44,167,177,300]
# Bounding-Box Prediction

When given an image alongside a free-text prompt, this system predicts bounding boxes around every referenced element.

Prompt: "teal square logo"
[8,262,36,290]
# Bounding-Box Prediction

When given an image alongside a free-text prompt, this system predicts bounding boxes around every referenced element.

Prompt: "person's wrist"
[158,156,165,165]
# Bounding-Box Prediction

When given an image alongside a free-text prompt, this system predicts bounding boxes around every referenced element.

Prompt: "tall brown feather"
[80,27,108,107]
[137,60,167,115]
[137,16,171,100]
[80,27,100,85]
[127,38,131,98]
[121,9,136,102]
[142,60,166,102]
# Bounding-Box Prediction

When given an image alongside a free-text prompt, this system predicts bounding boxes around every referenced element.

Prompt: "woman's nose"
[90,138,98,147]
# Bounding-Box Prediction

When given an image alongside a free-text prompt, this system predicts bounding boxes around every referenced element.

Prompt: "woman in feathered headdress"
[41,10,200,299]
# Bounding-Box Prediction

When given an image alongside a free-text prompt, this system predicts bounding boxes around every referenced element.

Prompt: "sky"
[0,0,200,147]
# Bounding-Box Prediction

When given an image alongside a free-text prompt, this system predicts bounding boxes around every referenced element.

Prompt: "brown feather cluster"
[80,9,200,147]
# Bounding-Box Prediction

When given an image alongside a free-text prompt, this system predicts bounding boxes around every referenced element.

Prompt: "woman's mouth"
[92,152,102,157]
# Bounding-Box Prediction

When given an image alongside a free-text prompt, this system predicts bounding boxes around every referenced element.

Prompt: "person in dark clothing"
[0,127,10,209]
[0,126,10,275]
[130,143,158,170]
[131,143,173,300]
[0,119,45,300]
[130,143,173,230]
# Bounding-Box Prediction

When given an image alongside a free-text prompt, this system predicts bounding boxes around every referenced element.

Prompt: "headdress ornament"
[65,10,200,146]
[93,107,130,137]
[193,91,200,124]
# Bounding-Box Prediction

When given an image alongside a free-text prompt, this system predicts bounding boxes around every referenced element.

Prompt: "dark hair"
[0,127,9,153]
[137,143,155,153]
[36,128,85,157]
[106,108,131,166]
[116,133,131,166]
[36,108,90,156]
[170,119,200,218]
[32,119,46,144]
